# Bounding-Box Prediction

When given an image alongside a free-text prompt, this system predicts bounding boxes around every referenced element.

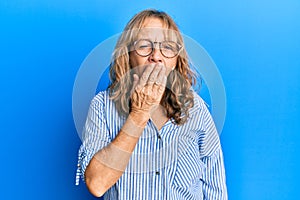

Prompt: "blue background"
[1,0,299,199]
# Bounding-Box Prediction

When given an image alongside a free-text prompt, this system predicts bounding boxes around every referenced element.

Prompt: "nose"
[149,42,163,63]
[149,47,163,63]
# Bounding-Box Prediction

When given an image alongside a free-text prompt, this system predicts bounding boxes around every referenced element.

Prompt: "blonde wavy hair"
[108,9,196,125]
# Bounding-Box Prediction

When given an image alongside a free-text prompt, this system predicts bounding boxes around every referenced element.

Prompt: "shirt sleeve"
[197,97,228,199]
[201,147,227,200]
[75,92,111,185]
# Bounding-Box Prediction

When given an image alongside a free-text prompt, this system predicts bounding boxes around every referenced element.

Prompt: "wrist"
[128,110,150,127]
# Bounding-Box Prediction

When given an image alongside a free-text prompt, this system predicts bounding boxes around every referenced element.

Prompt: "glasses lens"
[160,41,180,58]
[135,40,152,57]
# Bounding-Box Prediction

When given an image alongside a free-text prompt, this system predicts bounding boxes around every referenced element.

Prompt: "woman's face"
[129,17,178,76]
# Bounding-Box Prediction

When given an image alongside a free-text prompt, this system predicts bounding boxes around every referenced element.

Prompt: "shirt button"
[157,135,161,139]
[156,171,160,175]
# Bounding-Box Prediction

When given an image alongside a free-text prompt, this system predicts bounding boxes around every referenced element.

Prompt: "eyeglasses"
[132,39,182,58]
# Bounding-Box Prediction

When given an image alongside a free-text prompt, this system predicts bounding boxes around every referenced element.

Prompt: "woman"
[76,9,227,199]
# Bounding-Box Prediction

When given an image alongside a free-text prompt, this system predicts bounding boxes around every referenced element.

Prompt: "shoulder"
[90,89,122,120]
[189,91,209,115]
[180,92,210,131]
[186,91,218,134]
[89,90,110,109]
[92,90,109,103]
[86,90,114,117]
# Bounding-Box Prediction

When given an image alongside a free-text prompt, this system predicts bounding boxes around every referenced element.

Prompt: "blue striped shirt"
[76,90,227,199]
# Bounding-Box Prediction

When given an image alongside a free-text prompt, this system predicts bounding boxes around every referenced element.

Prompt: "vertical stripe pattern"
[75,90,227,199]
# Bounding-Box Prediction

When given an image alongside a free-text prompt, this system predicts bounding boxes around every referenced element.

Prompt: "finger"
[138,64,155,88]
[130,74,139,94]
[152,66,167,96]
[156,65,167,87]
[157,75,167,94]
[152,65,164,88]
[147,64,162,84]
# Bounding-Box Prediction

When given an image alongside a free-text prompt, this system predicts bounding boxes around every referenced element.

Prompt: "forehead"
[142,17,165,28]
[136,27,178,41]
[133,17,178,41]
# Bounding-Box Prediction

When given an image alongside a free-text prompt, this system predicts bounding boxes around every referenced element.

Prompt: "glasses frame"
[132,39,182,58]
